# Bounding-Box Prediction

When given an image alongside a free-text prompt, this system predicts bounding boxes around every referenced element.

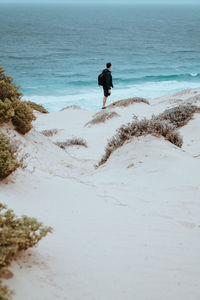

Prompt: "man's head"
[106,62,112,70]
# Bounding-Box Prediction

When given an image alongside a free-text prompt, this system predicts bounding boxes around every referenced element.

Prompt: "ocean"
[0,3,200,112]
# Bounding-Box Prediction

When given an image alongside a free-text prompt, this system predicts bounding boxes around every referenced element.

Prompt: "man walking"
[101,62,114,109]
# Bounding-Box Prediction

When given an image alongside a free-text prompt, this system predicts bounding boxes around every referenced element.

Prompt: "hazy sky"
[0,0,199,4]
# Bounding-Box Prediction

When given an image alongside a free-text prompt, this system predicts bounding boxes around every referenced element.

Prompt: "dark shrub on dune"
[24,101,48,114]
[0,203,52,300]
[0,99,14,124]
[0,133,19,179]
[156,104,200,128]
[0,67,36,134]
[12,101,36,134]
[0,67,22,103]
[98,118,182,166]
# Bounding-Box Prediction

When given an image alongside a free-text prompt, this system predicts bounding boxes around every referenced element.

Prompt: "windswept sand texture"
[1,89,200,300]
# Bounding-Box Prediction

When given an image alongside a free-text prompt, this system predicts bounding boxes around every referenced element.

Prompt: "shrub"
[0,203,53,300]
[0,80,22,104]
[55,138,87,149]
[24,101,48,114]
[60,105,81,111]
[0,133,19,179]
[107,97,149,108]
[156,104,200,128]
[0,284,12,300]
[0,67,36,135]
[0,67,22,103]
[85,111,119,126]
[40,128,58,137]
[0,99,14,124]
[11,101,36,134]
[98,118,182,166]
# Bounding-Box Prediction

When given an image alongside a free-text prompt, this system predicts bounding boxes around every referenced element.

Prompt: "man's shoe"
[102,106,106,109]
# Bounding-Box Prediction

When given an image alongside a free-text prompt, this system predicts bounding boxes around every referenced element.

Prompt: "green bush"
[24,101,49,114]
[12,101,36,134]
[0,203,53,300]
[0,67,22,103]
[0,133,19,179]
[0,284,12,300]
[0,67,36,135]
[0,99,15,124]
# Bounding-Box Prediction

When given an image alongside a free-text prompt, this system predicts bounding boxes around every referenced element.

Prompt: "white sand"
[1,89,200,300]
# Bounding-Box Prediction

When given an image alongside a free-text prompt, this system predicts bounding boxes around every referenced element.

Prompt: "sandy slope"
[1,89,200,300]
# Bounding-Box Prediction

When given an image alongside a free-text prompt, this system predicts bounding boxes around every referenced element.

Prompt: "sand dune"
[1,89,200,300]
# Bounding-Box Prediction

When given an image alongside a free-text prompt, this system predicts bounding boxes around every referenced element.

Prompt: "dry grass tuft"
[156,104,200,128]
[85,111,119,126]
[55,138,87,149]
[60,105,81,111]
[97,118,182,166]
[40,128,58,137]
[107,97,149,108]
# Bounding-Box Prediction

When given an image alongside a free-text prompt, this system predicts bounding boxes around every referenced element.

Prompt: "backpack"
[98,70,106,86]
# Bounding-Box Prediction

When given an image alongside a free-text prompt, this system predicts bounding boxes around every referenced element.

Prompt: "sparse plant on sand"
[40,128,58,137]
[107,97,149,108]
[98,118,182,166]
[55,138,87,149]
[0,203,53,300]
[156,104,200,128]
[0,133,19,179]
[85,111,119,126]
[60,105,81,111]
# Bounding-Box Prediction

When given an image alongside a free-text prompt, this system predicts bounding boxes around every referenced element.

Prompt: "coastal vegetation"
[24,101,49,114]
[0,66,36,134]
[97,104,200,167]
[98,117,182,167]
[85,111,119,126]
[0,133,19,180]
[0,67,52,299]
[0,203,52,300]
[55,138,87,149]
[0,67,44,179]
[41,128,59,137]
[156,104,200,128]
[107,97,149,108]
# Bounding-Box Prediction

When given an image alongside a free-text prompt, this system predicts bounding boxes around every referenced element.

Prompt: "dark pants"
[103,86,111,97]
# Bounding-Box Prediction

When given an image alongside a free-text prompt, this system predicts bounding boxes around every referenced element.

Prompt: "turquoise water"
[0,4,200,111]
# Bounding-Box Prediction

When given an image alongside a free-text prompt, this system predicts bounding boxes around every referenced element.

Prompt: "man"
[102,62,113,109]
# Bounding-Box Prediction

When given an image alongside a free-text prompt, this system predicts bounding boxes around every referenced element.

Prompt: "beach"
[1,88,200,300]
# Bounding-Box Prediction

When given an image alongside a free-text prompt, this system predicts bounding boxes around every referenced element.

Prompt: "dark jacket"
[102,69,113,90]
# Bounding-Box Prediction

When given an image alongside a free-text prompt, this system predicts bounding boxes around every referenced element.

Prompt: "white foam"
[24,80,200,112]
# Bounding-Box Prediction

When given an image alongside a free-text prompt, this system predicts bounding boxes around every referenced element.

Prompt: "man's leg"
[102,96,107,108]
